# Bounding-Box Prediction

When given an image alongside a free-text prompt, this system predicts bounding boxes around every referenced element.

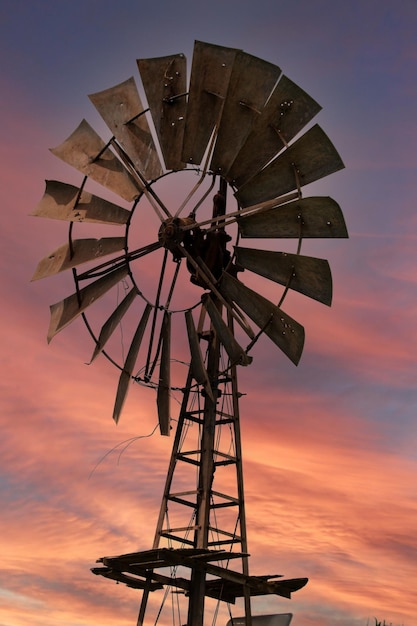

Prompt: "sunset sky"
[1,1,416,626]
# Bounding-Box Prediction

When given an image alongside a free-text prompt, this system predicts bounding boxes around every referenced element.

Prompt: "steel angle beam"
[90,288,137,363]
[50,120,141,202]
[238,196,348,239]
[235,247,332,306]
[113,304,152,423]
[157,311,171,435]
[219,272,304,365]
[228,75,321,187]
[89,77,163,181]
[31,180,130,225]
[137,54,187,171]
[182,41,239,166]
[203,294,252,366]
[47,265,128,342]
[32,237,125,281]
[235,124,344,208]
[210,51,281,177]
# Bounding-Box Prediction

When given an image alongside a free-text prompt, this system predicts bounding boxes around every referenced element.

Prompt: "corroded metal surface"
[32,237,125,280]
[50,119,141,201]
[228,74,322,187]
[238,196,348,239]
[137,54,187,171]
[219,272,305,365]
[210,51,281,177]
[235,247,333,305]
[181,41,238,166]
[235,124,344,207]
[89,77,163,181]
[203,294,252,366]
[92,547,308,603]
[31,180,130,225]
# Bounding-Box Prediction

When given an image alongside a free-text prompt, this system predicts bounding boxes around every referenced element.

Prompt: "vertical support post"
[228,309,252,626]
[187,317,221,626]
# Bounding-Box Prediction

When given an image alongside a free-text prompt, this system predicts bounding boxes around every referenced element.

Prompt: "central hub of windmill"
[158,190,233,287]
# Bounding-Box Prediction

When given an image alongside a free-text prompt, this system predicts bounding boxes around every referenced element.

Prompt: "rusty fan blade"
[235,247,332,306]
[90,288,137,363]
[203,294,252,366]
[228,74,322,187]
[137,54,187,171]
[181,40,239,166]
[157,311,171,436]
[32,237,125,281]
[113,303,152,424]
[210,50,281,177]
[47,265,128,342]
[238,196,348,239]
[218,272,304,365]
[185,310,214,401]
[50,120,141,202]
[89,77,163,181]
[31,181,130,225]
[235,124,344,208]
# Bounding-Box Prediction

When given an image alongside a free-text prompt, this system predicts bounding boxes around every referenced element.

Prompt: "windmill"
[32,41,347,626]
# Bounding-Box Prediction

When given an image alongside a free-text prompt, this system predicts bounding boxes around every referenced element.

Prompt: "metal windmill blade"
[88,76,163,181]
[31,180,130,224]
[89,288,138,363]
[137,53,187,171]
[156,311,171,436]
[227,74,322,187]
[237,196,348,239]
[235,124,344,207]
[113,303,152,424]
[218,272,305,365]
[234,247,333,306]
[47,265,129,342]
[209,49,281,176]
[181,40,239,165]
[32,237,126,281]
[50,119,142,201]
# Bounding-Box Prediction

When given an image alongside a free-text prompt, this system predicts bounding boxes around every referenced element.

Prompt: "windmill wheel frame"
[32,40,347,432]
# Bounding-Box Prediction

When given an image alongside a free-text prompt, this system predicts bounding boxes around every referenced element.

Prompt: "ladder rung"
[167,495,196,508]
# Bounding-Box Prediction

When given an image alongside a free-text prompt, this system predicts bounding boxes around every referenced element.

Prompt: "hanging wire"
[88,424,159,478]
